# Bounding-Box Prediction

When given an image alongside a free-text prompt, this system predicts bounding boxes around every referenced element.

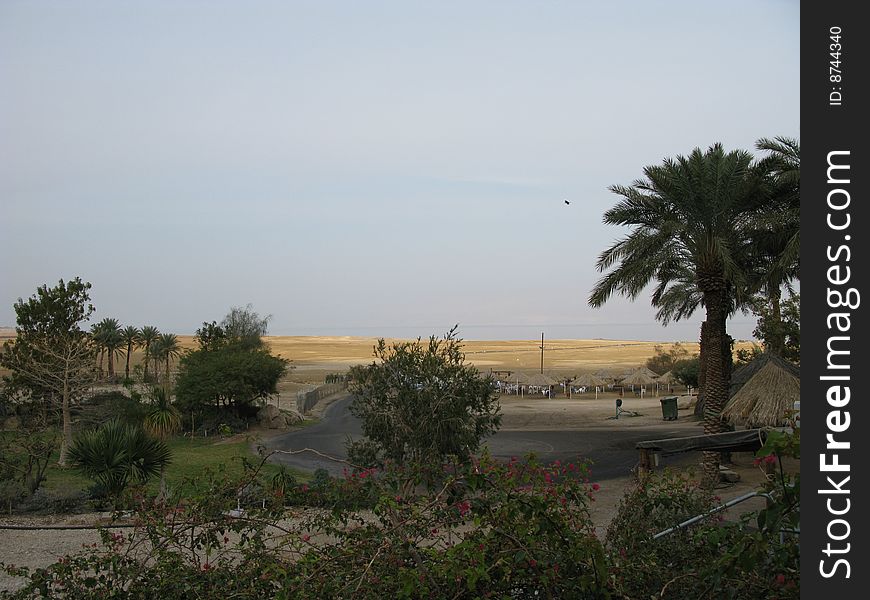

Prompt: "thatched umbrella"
[506,371,529,397]
[722,361,800,428]
[525,372,558,396]
[657,370,675,393]
[619,369,659,396]
[625,366,659,379]
[570,373,608,398]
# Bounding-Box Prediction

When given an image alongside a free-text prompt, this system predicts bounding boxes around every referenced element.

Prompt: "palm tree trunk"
[143,345,150,382]
[701,288,729,487]
[164,357,170,392]
[98,349,105,381]
[768,286,784,355]
[694,321,708,418]
[125,342,133,380]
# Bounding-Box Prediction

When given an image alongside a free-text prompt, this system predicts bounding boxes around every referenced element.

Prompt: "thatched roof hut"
[729,353,800,398]
[657,370,675,384]
[721,360,800,427]
[620,370,658,386]
[571,373,608,387]
[526,372,558,387]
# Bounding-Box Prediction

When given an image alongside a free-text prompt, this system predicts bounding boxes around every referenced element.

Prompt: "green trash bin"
[660,396,678,421]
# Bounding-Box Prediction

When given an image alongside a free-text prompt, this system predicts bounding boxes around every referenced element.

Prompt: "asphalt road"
[266,394,695,480]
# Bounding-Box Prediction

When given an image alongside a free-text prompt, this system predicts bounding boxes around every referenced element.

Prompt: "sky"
[0,1,800,342]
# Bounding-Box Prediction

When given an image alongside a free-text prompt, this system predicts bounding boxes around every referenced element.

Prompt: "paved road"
[266,394,695,480]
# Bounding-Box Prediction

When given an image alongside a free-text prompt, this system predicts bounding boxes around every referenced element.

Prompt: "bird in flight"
[564,199,570,205]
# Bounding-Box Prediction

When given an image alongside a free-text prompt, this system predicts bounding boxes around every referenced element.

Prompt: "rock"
[677,395,696,410]
[282,409,304,425]
[256,404,304,429]
[719,468,741,483]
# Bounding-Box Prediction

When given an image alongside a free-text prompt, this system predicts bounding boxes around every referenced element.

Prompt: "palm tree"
[589,143,764,485]
[140,326,160,383]
[68,418,171,502]
[91,318,123,381]
[748,136,800,356]
[152,333,182,390]
[121,326,142,381]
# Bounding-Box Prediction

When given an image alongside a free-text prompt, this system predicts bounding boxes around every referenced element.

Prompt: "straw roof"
[730,353,800,398]
[657,370,675,384]
[504,371,528,383]
[619,370,658,386]
[571,373,608,387]
[721,361,800,428]
[594,368,621,380]
[525,372,558,386]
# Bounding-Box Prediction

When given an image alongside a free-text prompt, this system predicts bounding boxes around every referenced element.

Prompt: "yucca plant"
[270,465,297,497]
[69,418,171,500]
[143,387,181,500]
[143,387,182,440]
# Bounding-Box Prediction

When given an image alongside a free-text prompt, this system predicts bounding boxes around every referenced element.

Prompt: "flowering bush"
[2,453,609,599]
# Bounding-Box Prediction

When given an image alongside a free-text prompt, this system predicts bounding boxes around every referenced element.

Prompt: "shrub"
[0,480,25,513]
[606,464,799,599]
[68,418,171,501]
[3,454,608,598]
[17,488,89,514]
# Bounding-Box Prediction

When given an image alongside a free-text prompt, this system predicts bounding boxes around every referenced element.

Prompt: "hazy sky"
[1,1,799,342]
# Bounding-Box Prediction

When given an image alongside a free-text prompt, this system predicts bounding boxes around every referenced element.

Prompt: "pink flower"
[457,500,471,516]
[764,454,777,465]
[775,574,786,585]
[302,534,311,542]
[591,483,600,491]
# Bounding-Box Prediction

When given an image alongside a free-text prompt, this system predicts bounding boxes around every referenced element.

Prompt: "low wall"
[296,383,347,414]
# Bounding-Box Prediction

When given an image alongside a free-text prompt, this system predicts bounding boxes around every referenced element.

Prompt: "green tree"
[221,304,271,349]
[589,144,764,484]
[645,343,689,375]
[753,292,800,363]
[69,418,171,501]
[140,326,160,383]
[671,356,700,388]
[194,320,228,351]
[174,345,288,412]
[346,327,501,466]
[121,326,142,381]
[0,278,98,466]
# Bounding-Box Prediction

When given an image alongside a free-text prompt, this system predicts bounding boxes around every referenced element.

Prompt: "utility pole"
[540,332,544,374]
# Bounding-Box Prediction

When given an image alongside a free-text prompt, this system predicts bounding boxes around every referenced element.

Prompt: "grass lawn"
[37,435,307,497]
